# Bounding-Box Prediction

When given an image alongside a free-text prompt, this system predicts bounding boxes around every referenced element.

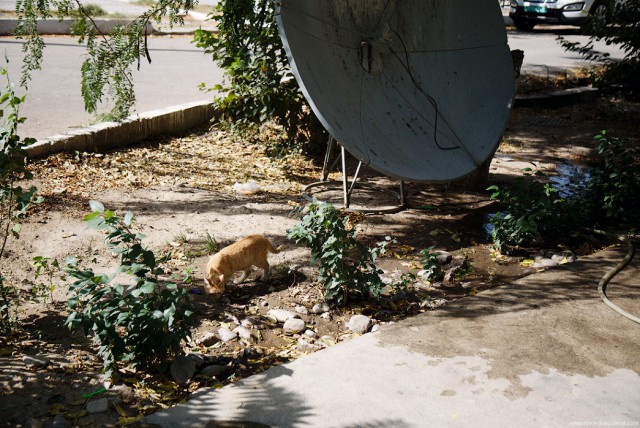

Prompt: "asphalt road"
[1,35,223,140]
[0,26,625,141]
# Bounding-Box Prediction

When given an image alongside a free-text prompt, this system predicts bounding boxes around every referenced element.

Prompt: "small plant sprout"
[418,247,444,282]
[32,256,60,303]
[203,232,218,254]
[172,231,189,246]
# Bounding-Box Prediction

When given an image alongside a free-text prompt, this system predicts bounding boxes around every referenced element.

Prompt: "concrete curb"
[25,100,214,158]
[23,86,595,159]
[514,86,599,108]
[0,18,154,36]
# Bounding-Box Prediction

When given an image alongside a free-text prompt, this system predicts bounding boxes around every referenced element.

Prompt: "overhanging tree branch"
[14,0,199,120]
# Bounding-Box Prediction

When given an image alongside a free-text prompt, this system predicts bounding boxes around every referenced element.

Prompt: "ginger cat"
[203,235,283,298]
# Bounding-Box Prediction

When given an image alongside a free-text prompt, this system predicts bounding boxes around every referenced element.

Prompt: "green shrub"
[64,201,195,379]
[0,65,41,333]
[487,165,568,253]
[586,131,640,226]
[287,200,391,306]
[193,0,326,154]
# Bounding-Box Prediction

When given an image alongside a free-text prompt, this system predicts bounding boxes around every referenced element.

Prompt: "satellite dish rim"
[275,1,515,183]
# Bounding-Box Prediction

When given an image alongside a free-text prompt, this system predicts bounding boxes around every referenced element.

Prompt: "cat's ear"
[218,274,225,284]
[204,277,211,287]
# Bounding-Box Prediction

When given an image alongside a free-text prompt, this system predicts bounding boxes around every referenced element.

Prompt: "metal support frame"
[302,135,407,213]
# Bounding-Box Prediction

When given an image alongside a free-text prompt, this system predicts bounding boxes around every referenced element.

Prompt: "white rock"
[304,329,317,338]
[346,315,372,334]
[297,338,316,352]
[532,256,559,269]
[218,327,237,342]
[241,317,260,328]
[267,309,299,323]
[310,303,330,314]
[233,326,253,340]
[551,252,575,264]
[294,305,309,315]
[371,324,381,333]
[283,318,306,334]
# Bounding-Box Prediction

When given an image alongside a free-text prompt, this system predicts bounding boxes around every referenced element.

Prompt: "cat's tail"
[268,242,284,254]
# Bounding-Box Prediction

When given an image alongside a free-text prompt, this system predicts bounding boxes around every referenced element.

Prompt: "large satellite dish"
[275,0,514,183]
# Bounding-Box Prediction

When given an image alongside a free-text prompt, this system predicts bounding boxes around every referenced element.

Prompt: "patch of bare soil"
[1,96,638,427]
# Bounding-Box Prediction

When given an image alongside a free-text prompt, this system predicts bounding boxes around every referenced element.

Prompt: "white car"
[509,0,613,31]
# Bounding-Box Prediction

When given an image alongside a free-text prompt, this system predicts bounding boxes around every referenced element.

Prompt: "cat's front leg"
[235,269,250,284]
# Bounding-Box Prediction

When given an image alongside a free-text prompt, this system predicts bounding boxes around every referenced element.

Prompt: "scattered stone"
[297,338,316,352]
[310,303,330,314]
[551,251,575,264]
[86,397,109,414]
[186,353,206,369]
[436,251,453,265]
[241,317,260,328]
[218,327,237,343]
[233,326,253,340]
[224,314,240,325]
[421,298,447,309]
[304,329,317,338]
[283,318,306,334]
[346,315,372,334]
[267,309,298,322]
[444,256,466,283]
[22,355,49,369]
[196,333,219,347]
[532,256,559,269]
[170,355,197,385]
[294,305,309,315]
[199,364,226,378]
[243,347,261,358]
[51,415,72,428]
[371,324,381,333]
[320,312,332,320]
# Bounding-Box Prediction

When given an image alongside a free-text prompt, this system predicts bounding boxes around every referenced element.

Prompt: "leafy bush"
[64,201,195,379]
[287,200,391,306]
[488,132,639,252]
[558,1,640,98]
[193,0,326,154]
[585,131,640,226]
[487,165,569,253]
[0,65,41,333]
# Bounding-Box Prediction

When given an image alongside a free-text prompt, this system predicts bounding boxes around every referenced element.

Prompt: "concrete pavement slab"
[146,244,639,427]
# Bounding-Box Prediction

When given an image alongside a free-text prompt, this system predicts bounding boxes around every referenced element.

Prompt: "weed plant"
[288,200,392,306]
[488,132,639,253]
[0,65,41,333]
[64,201,195,379]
